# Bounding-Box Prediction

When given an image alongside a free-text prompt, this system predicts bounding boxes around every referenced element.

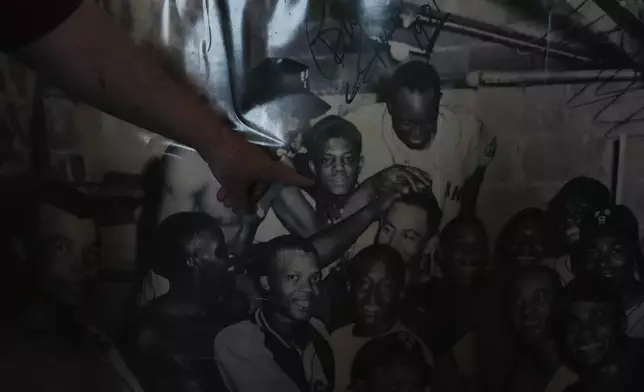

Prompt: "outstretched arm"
[12,0,310,207]
[311,195,391,266]
[271,186,318,238]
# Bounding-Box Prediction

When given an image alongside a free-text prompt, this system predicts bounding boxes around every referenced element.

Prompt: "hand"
[378,165,432,193]
[201,124,313,209]
[478,126,497,168]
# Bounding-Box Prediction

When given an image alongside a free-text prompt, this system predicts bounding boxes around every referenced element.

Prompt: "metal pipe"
[466,69,640,87]
[413,12,595,64]
[615,133,628,204]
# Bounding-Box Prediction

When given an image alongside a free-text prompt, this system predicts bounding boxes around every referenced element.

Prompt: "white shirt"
[627,296,644,338]
[344,102,482,223]
[214,310,332,392]
[341,101,485,257]
[329,322,433,392]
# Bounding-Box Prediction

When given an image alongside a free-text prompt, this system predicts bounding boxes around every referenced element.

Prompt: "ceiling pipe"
[466,69,640,87]
[414,7,599,65]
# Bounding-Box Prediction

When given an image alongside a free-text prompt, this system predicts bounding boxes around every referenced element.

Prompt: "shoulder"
[214,320,264,354]
[309,317,330,340]
[329,324,353,344]
[163,145,213,189]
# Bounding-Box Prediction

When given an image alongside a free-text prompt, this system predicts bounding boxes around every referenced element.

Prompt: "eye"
[310,272,322,284]
[344,155,356,165]
[400,120,414,128]
[322,156,333,166]
[404,231,420,242]
[565,320,581,332]
[287,274,299,282]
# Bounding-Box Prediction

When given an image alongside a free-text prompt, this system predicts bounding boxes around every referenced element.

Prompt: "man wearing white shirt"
[344,61,496,225]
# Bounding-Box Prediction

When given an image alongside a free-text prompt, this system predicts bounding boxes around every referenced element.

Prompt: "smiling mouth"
[576,342,603,352]
[566,228,580,241]
[293,299,311,310]
[517,256,538,264]
[600,270,617,278]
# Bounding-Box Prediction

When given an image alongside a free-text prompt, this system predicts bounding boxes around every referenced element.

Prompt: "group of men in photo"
[26,58,644,392]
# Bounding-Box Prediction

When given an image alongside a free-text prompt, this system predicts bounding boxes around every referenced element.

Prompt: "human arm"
[13,0,310,207]
[311,189,404,266]
[460,131,496,217]
[271,186,319,238]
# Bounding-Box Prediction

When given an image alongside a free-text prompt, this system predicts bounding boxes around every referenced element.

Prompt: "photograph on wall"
[5,1,644,392]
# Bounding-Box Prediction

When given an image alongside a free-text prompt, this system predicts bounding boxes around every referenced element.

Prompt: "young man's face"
[511,271,558,344]
[582,236,631,285]
[182,229,228,295]
[442,226,487,287]
[507,219,546,267]
[39,204,99,306]
[352,260,403,333]
[387,87,440,150]
[312,137,362,196]
[562,301,619,369]
[376,202,430,272]
[560,198,593,246]
[265,248,322,322]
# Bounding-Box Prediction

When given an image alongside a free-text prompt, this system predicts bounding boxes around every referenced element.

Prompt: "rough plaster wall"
[622,137,644,235]
[474,84,613,241]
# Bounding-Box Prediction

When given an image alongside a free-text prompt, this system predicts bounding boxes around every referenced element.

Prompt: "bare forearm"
[460,166,486,217]
[312,202,381,266]
[272,186,318,237]
[19,0,225,154]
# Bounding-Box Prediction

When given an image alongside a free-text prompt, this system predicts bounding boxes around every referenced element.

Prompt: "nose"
[330,159,344,173]
[599,251,613,269]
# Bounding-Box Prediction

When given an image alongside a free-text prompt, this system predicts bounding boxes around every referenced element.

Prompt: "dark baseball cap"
[580,205,639,245]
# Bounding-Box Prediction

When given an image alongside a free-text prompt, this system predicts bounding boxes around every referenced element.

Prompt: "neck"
[167,280,206,312]
[262,307,300,345]
[315,191,346,213]
[523,338,560,374]
[354,317,397,338]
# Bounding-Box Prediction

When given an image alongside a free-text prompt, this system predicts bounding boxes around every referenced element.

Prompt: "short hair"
[388,61,441,98]
[388,192,443,238]
[548,177,611,218]
[348,244,406,290]
[351,331,431,389]
[550,277,625,349]
[440,215,488,251]
[150,212,226,279]
[248,235,319,291]
[305,115,362,161]
[495,207,549,263]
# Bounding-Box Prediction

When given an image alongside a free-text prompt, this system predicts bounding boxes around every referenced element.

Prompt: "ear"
[259,276,270,292]
[308,160,317,177]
